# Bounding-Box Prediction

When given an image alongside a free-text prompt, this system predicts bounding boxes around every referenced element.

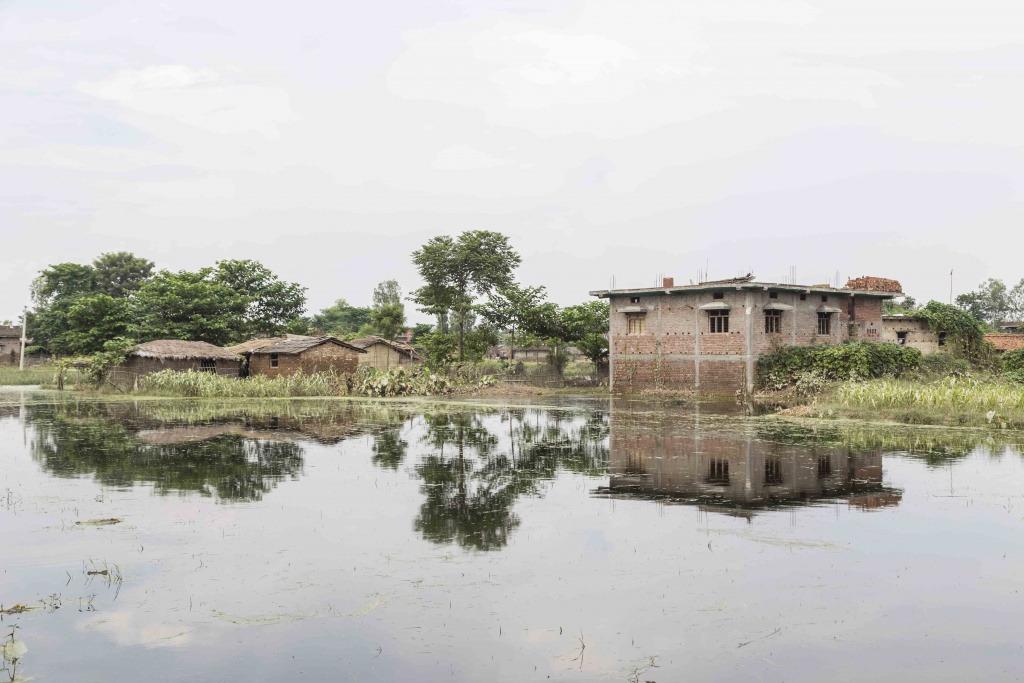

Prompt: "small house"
[881,315,943,354]
[0,326,23,365]
[985,333,1024,354]
[349,336,421,370]
[246,336,365,378]
[112,340,243,389]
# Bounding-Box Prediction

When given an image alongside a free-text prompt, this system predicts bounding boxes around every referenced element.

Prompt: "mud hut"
[246,336,364,378]
[111,340,243,389]
[349,336,421,370]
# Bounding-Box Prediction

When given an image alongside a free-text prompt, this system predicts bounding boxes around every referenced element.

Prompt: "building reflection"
[598,404,902,516]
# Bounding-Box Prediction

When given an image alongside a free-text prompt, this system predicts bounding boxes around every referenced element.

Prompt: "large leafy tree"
[557,301,610,369]
[370,279,406,340]
[131,269,247,345]
[213,260,307,338]
[92,252,154,298]
[955,278,1021,328]
[411,231,521,361]
[478,284,553,360]
[310,299,373,336]
[31,262,97,307]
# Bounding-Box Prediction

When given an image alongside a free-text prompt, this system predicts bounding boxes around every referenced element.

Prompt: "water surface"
[2,392,1024,681]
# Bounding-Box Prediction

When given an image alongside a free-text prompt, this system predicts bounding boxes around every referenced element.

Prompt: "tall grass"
[0,365,61,386]
[830,376,1024,428]
[139,370,344,398]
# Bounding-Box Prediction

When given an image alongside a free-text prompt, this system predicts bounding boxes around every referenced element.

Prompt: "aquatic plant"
[139,369,344,397]
[351,366,454,397]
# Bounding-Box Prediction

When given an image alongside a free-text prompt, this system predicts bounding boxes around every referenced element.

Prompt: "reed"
[138,369,344,398]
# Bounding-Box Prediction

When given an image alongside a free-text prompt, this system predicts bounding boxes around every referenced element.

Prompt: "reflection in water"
[599,405,905,517]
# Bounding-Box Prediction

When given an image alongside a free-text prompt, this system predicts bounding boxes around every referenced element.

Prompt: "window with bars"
[765,310,782,334]
[896,331,907,345]
[764,458,783,485]
[708,458,729,484]
[626,313,646,335]
[817,455,832,478]
[708,310,729,333]
[200,359,216,373]
[817,312,832,335]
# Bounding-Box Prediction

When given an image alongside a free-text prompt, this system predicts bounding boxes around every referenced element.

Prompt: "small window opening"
[713,291,724,300]
[626,313,646,335]
[764,458,783,485]
[769,292,778,299]
[821,295,828,303]
[630,296,640,304]
[817,312,832,335]
[938,332,947,347]
[709,310,729,334]
[708,459,730,484]
[896,331,908,345]
[765,310,782,334]
[270,353,279,368]
[625,452,645,475]
[200,359,216,373]
[800,293,807,301]
[817,455,832,478]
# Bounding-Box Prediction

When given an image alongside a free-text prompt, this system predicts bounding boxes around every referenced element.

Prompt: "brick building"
[349,336,421,370]
[881,315,943,354]
[246,336,365,378]
[590,274,901,393]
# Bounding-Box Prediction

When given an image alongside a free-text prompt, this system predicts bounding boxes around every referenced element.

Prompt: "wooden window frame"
[708,458,729,484]
[626,313,646,335]
[270,353,280,368]
[708,310,729,334]
[817,312,832,336]
[765,310,782,334]
[200,359,217,373]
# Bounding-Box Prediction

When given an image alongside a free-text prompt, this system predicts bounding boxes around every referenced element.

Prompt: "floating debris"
[75,518,123,527]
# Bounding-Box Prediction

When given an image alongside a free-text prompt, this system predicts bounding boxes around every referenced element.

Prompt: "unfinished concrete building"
[590,274,902,393]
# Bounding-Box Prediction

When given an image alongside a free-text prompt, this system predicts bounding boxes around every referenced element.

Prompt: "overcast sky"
[2,0,1023,323]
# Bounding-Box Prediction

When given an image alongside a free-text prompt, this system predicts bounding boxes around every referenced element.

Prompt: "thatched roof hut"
[132,340,242,361]
[225,334,318,356]
[247,336,365,378]
[109,340,243,390]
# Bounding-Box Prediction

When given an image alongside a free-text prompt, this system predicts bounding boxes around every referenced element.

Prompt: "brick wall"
[250,343,361,378]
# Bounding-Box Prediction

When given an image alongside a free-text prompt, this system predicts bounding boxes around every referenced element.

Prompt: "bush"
[352,366,454,397]
[918,353,972,378]
[1003,348,1024,373]
[141,369,344,397]
[758,341,921,390]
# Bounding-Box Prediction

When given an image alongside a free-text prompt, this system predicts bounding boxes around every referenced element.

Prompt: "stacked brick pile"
[844,276,903,293]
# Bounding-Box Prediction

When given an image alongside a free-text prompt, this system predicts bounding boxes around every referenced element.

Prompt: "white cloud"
[432,144,507,170]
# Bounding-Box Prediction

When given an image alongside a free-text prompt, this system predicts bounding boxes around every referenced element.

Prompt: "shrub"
[351,366,454,397]
[758,341,921,390]
[918,352,972,378]
[1003,348,1024,373]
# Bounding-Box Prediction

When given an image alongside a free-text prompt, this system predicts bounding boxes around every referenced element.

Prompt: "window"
[817,312,832,335]
[709,310,729,333]
[800,293,807,301]
[817,455,832,478]
[769,291,778,299]
[625,452,645,475]
[200,359,216,373]
[765,310,782,334]
[938,332,947,347]
[764,458,783,485]
[821,295,828,303]
[708,459,729,484]
[848,298,856,319]
[630,297,640,304]
[896,331,907,345]
[713,291,724,300]
[626,313,646,335]
[270,353,280,368]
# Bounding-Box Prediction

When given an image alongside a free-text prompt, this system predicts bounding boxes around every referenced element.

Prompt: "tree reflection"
[408,409,609,551]
[26,403,309,502]
[372,427,408,470]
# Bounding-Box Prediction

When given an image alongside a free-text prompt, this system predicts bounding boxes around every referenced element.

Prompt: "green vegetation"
[955,277,1024,328]
[29,254,307,354]
[758,341,922,390]
[0,365,60,386]
[139,369,345,398]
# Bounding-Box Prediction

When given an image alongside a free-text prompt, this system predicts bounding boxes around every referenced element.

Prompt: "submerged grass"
[0,365,59,386]
[139,369,344,398]
[818,376,1024,429]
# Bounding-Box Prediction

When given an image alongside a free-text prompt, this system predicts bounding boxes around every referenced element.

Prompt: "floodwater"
[2,391,1024,682]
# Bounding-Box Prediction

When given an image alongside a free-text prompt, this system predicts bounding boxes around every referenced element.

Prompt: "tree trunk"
[457,306,465,362]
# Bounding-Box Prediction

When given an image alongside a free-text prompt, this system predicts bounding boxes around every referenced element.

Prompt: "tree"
[213,260,307,338]
[370,279,405,340]
[61,294,131,355]
[478,284,551,360]
[411,231,521,361]
[92,251,154,298]
[31,262,97,307]
[310,299,372,336]
[557,301,610,370]
[883,295,919,316]
[131,269,247,345]
[956,278,1012,328]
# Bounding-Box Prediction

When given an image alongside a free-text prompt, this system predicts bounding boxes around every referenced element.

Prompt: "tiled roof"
[985,334,1024,352]
[250,336,365,355]
[132,340,241,361]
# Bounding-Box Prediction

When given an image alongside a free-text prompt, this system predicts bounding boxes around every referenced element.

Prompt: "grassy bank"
[0,365,57,386]
[788,376,1024,429]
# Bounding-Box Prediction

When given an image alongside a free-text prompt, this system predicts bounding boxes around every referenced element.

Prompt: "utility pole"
[19,305,27,371]
[949,269,953,305]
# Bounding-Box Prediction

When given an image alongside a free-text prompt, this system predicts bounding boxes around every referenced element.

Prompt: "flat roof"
[590,280,899,299]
